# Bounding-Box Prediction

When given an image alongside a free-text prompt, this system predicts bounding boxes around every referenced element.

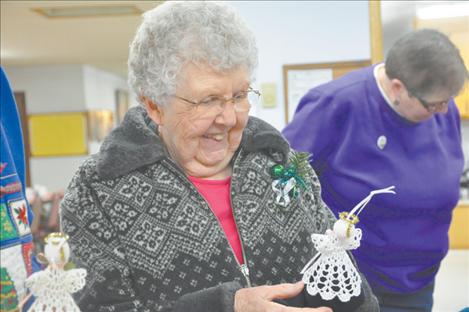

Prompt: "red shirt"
[188,176,243,264]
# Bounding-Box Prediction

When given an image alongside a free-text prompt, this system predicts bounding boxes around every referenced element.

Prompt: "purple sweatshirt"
[283,65,464,293]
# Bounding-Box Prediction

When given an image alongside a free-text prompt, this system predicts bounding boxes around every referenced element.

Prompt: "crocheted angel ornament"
[25,232,87,312]
[301,186,396,302]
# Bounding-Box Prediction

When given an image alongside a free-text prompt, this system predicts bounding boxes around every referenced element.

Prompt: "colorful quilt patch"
[21,242,34,275]
[0,267,19,312]
[0,203,18,241]
[0,245,27,302]
[8,199,31,237]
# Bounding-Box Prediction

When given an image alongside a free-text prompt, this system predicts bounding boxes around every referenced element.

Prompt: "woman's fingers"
[234,282,333,312]
[264,281,305,300]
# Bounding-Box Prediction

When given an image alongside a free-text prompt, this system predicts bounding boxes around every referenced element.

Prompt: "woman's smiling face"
[145,62,251,179]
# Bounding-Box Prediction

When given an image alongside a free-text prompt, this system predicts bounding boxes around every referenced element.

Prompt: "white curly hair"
[128,1,258,106]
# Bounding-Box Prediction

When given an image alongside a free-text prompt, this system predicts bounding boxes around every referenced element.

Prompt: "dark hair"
[385,29,468,97]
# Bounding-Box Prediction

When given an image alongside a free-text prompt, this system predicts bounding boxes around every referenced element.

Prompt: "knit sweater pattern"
[60,106,377,312]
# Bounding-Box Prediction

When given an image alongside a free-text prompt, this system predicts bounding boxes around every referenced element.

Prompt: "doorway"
[13,91,31,187]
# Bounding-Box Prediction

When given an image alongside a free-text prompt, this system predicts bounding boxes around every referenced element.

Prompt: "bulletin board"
[28,112,88,157]
[283,60,371,123]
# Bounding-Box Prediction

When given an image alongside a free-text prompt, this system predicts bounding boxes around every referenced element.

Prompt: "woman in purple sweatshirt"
[283,29,468,312]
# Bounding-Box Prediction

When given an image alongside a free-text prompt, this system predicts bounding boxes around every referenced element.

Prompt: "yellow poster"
[29,113,88,157]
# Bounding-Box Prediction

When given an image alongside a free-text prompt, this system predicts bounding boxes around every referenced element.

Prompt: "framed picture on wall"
[115,89,130,125]
[87,110,114,143]
[283,60,371,124]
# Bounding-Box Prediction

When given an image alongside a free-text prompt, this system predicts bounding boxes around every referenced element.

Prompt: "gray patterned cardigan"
[60,106,378,312]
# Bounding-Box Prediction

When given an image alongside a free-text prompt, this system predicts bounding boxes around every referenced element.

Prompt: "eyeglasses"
[174,87,261,117]
[406,86,451,113]
[413,94,451,113]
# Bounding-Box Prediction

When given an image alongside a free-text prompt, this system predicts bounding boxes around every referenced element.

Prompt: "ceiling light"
[417,3,469,19]
[33,5,142,18]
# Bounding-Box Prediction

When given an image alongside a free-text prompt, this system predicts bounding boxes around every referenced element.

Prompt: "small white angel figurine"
[25,232,87,312]
[301,186,396,302]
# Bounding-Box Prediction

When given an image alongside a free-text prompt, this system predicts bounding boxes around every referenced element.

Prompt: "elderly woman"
[60,2,378,312]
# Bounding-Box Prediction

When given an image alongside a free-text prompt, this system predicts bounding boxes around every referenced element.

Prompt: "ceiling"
[1,1,162,77]
[1,1,466,78]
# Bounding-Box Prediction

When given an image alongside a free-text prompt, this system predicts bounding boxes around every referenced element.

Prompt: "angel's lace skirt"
[26,268,86,312]
[302,250,361,302]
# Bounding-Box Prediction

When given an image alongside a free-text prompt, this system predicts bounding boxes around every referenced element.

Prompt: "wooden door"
[13,92,31,187]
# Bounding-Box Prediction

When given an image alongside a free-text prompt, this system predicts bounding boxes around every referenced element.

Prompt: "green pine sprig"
[289,151,311,191]
[289,152,310,177]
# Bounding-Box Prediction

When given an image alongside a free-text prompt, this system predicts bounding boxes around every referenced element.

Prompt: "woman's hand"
[234,281,332,312]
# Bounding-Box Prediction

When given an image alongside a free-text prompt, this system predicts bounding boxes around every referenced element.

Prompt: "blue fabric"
[1,67,26,188]
[283,65,464,294]
[1,66,36,309]
[0,66,34,245]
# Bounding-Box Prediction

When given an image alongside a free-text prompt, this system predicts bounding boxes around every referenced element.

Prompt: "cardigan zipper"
[229,148,252,287]
[165,154,252,287]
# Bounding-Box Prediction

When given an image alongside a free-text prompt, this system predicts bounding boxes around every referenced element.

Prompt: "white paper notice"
[287,69,333,122]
